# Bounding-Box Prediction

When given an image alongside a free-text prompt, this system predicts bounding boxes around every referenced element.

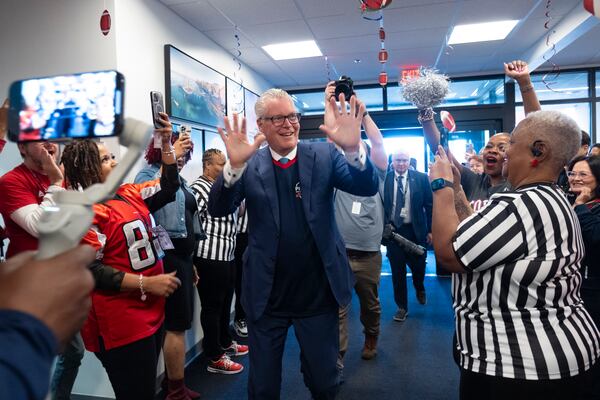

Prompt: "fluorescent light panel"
[262,40,322,60]
[448,20,519,45]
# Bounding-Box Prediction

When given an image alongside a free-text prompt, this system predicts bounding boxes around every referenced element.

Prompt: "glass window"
[354,87,384,111]
[291,91,326,116]
[382,134,425,172]
[388,77,504,110]
[596,71,600,97]
[596,103,599,144]
[516,71,589,102]
[442,78,505,107]
[515,102,591,133]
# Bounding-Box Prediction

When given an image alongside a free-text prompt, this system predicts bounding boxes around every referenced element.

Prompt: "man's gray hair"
[255,88,295,118]
[520,110,581,169]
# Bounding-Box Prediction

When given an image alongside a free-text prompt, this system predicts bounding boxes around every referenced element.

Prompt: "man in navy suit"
[208,89,378,399]
[383,151,433,322]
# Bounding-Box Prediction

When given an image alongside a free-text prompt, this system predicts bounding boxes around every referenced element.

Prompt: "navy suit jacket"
[383,169,433,246]
[208,142,379,321]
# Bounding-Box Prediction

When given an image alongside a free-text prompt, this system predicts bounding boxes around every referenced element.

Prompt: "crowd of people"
[1,59,600,400]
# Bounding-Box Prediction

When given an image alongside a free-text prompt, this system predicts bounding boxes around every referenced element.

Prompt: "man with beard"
[0,140,64,257]
[421,60,541,214]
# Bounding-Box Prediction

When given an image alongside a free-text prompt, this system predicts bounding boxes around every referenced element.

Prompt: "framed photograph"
[244,88,260,142]
[226,78,244,117]
[165,45,226,127]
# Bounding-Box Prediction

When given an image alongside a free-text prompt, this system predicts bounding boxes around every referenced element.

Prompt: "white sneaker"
[234,319,248,337]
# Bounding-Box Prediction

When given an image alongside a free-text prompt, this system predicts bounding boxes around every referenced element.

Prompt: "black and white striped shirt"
[190,176,237,261]
[237,201,248,234]
[452,183,600,380]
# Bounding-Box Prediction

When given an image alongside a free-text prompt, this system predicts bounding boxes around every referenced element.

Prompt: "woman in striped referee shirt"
[430,110,600,399]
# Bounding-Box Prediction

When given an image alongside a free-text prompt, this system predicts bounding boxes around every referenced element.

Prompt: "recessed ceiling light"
[448,20,519,45]
[262,40,322,60]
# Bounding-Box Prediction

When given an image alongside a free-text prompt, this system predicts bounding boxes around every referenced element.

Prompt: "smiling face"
[97,143,118,183]
[481,134,510,177]
[256,97,299,155]
[569,160,598,198]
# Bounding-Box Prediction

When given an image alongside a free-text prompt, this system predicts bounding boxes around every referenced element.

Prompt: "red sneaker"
[224,340,249,356]
[207,354,243,374]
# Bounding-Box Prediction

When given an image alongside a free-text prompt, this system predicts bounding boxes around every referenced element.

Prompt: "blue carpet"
[176,250,460,399]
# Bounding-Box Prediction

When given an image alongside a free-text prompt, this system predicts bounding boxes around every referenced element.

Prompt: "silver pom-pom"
[401,68,450,109]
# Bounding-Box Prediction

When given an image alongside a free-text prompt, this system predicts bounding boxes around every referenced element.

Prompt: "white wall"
[0,0,272,398]
[0,0,118,176]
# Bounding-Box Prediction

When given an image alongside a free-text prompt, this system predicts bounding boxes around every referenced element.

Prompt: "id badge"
[152,225,174,250]
[153,238,165,260]
[351,201,361,215]
[400,208,407,219]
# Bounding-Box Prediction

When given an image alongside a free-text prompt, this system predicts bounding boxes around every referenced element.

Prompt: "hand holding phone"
[150,91,165,129]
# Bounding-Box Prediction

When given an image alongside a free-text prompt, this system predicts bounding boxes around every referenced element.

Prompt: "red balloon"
[100,9,111,36]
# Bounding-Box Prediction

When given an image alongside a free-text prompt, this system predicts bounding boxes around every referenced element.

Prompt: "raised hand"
[323,82,336,129]
[574,186,593,206]
[174,132,192,160]
[218,113,266,168]
[504,60,532,85]
[156,112,174,145]
[144,271,181,297]
[319,93,364,153]
[429,145,454,183]
[40,147,63,186]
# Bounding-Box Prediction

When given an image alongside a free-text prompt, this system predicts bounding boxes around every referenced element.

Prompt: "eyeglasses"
[567,171,593,179]
[101,153,116,164]
[261,113,301,127]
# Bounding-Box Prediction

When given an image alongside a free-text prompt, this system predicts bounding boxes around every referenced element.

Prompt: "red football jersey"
[0,164,50,257]
[81,179,166,352]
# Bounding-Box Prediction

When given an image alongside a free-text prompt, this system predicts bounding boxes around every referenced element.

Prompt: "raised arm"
[504,60,541,115]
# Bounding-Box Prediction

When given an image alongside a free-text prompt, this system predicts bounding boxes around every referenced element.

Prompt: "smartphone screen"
[150,91,165,129]
[8,70,124,142]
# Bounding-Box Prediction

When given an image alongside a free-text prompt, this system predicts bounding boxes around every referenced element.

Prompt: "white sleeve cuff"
[223,161,247,188]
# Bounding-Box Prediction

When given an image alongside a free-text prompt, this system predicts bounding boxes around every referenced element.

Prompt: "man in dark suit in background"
[383,151,433,322]
[208,89,378,400]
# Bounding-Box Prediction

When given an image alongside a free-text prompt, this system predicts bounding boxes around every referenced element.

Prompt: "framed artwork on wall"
[244,88,259,142]
[226,78,244,117]
[165,44,226,127]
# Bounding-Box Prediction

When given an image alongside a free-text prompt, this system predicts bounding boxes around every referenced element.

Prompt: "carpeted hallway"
[176,251,460,399]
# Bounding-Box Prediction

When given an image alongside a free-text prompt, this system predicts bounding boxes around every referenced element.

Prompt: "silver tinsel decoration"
[401,68,450,109]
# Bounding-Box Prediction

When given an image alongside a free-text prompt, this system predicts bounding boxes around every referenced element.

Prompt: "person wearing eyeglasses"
[568,154,600,397]
[208,88,378,399]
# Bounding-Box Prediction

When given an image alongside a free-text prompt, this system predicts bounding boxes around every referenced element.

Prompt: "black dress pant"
[95,328,164,400]
[195,257,235,359]
[234,232,248,321]
[385,223,426,311]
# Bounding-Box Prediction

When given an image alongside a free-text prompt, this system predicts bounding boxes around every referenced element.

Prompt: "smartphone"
[8,70,124,142]
[150,91,165,129]
[439,128,449,152]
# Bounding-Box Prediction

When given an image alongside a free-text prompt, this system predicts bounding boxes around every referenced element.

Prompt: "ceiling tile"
[204,0,302,26]
[243,19,315,46]
[170,1,230,31]
[203,28,257,49]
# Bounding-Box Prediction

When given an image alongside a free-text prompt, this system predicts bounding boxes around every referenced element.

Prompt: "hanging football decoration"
[360,0,393,12]
[100,9,111,36]
[584,0,600,18]
[378,22,388,86]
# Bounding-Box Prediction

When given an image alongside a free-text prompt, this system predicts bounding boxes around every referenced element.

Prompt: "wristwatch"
[430,178,454,192]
